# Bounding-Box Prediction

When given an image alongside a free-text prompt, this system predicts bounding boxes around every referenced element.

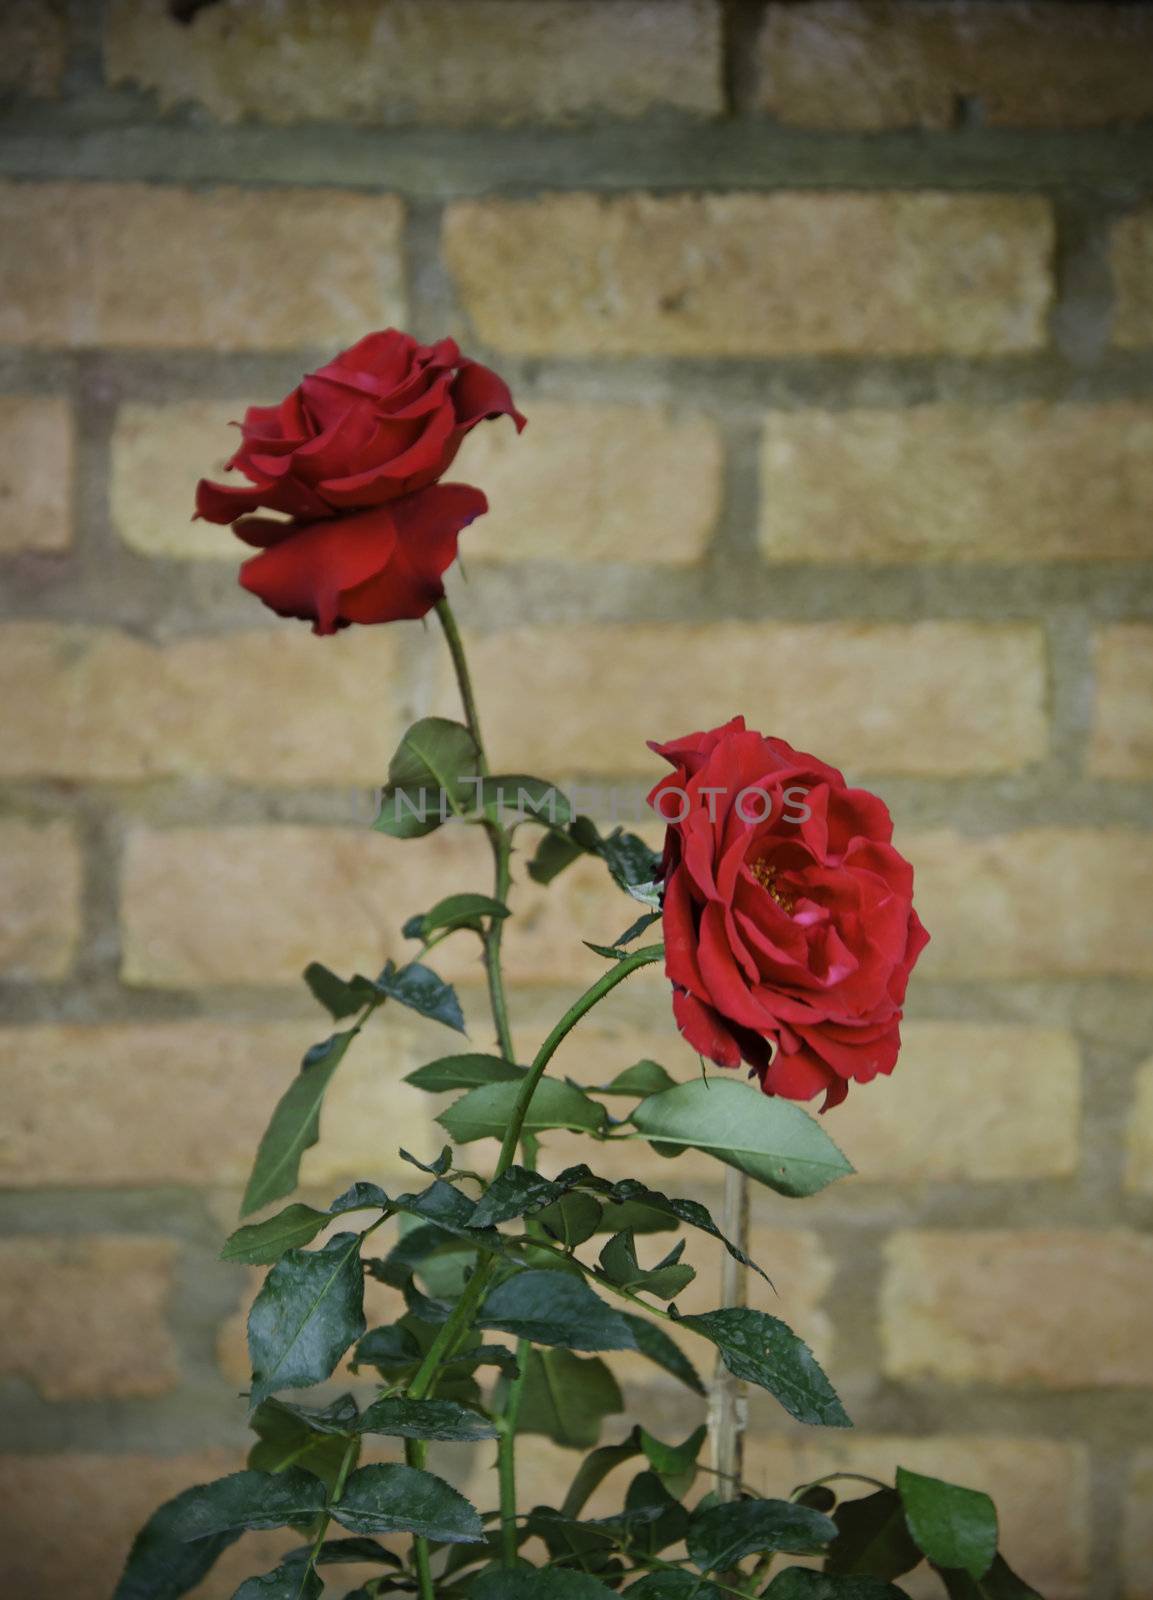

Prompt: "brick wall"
[1,3,1152,1597]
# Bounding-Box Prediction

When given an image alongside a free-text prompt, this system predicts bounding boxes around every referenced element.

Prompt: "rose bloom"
[195,330,524,633]
[649,717,928,1110]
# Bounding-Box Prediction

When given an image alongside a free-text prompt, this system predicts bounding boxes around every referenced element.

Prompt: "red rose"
[194,329,524,634]
[648,717,929,1110]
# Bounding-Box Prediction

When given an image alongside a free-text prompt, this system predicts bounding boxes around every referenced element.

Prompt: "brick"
[0,1020,438,1189]
[756,2,1153,130]
[831,1022,1080,1182]
[760,402,1153,563]
[106,0,721,124]
[910,828,1153,979]
[0,396,73,552]
[744,1435,1086,1600]
[454,401,721,565]
[0,1236,178,1401]
[1125,1057,1153,1195]
[1114,207,1153,349]
[120,823,670,990]
[0,181,405,350]
[446,621,1046,776]
[443,192,1052,358]
[1089,625,1153,778]
[0,622,404,784]
[110,399,245,559]
[0,0,67,99]
[1124,1450,1153,1600]
[0,1452,320,1600]
[882,1229,1153,1387]
[0,820,82,980]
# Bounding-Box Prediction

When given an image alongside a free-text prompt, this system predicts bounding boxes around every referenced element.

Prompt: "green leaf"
[332,1463,483,1544]
[637,1423,707,1500]
[680,1306,850,1427]
[932,1553,1043,1599]
[241,1031,358,1217]
[625,1575,726,1598]
[374,961,466,1033]
[536,1190,605,1248]
[352,1323,422,1375]
[303,961,374,1020]
[511,1348,624,1449]
[827,1488,922,1580]
[328,1181,391,1215]
[477,1269,637,1351]
[248,1396,358,1491]
[527,826,588,885]
[621,1312,706,1395]
[356,1396,499,1442]
[437,1078,605,1143]
[896,1467,997,1581]
[373,717,480,838]
[590,1177,768,1283]
[763,1572,911,1599]
[407,892,510,940]
[223,1204,331,1266]
[248,1232,366,1408]
[612,912,663,949]
[631,1077,853,1197]
[232,1564,322,1600]
[112,1501,242,1600]
[406,1053,527,1093]
[471,1572,618,1599]
[688,1498,837,1572]
[560,1433,642,1519]
[286,1537,400,1567]
[598,1231,695,1300]
[598,1059,676,1097]
[162,1469,327,1539]
[479,775,572,827]
[471,1165,567,1227]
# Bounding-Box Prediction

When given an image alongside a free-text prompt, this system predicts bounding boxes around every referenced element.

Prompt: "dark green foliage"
[373,717,480,838]
[248,1232,366,1408]
[478,1269,637,1351]
[764,1572,911,1599]
[679,1307,850,1427]
[374,960,466,1032]
[687,1498,837,1571]
[356,1396,499,1441]
[620,1313,706,1395]
[511,1348,624,1448]
[406,1053,526,1092]
[598,1230,695,1300]
[826,1489,922,1580]
[405,891,510,939]
[242,1030,358,1216]
[896,1468,998,1581]
[331,1464,483,1543]
[232,1564,323,1600]
[161,1469,327,1539]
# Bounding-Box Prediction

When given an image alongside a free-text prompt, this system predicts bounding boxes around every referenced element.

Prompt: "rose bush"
[649,715,928,1109]
[195,329,524,633]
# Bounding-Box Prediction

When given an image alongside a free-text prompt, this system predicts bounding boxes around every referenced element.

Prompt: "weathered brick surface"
[0,1020,434,1188]
[1124,1450,1153,1600]
[454,401,721,565]
[909,828,1153,979]
[0,396,73,552]
[0,622,404,784]
[745,1435,1087,1600]
[443,193,1052,357]
[1089,625,1153,779]
[110,399,244,559]
[106,0,722,124]
[0,1,68,99]
[760,403,1153,563]
[832,1022,1080,1182]
[756,2,1153,130]
[1125,1057,1153,1196]
[449,621,1046,776]
[1112,207,1153,349]
[0,1236,178,1400]
[0,182,405,350]
[882,1230,1153,1387]
[1,1452,311,1600]
[0,821,82,980]
[121,822,671,990]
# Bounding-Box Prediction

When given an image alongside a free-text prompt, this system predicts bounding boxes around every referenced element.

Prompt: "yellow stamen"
[751,859,795,914]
